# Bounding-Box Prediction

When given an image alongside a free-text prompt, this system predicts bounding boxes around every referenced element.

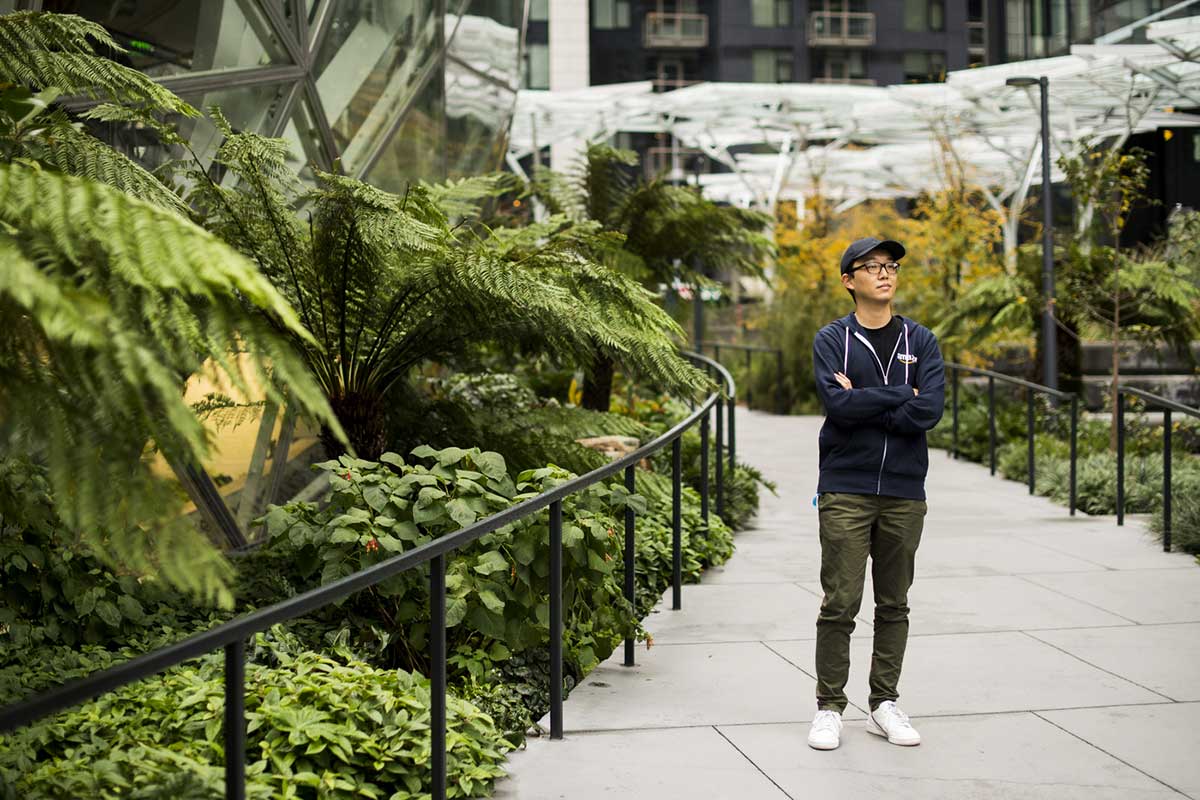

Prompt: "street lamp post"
[1007,75,1057,391]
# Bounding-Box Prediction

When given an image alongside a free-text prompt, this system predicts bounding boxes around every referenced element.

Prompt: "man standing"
[806,237,945,751]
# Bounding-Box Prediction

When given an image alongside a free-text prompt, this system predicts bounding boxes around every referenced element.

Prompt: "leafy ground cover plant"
[1,628,510,800]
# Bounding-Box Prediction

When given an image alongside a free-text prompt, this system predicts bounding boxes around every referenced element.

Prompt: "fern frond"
[0,163,339,602]
[0,12,196,116]
[29,114,190,214]
[423,173,522,219]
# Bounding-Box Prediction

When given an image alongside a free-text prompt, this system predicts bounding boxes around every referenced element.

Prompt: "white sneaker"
[867,700,921,746]
[807,709,843,750]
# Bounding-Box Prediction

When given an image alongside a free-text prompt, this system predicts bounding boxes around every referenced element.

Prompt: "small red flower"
[365,538,379,553]
[344,471,352,481]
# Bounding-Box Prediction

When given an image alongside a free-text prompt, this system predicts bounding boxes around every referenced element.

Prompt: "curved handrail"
[1114,384,1200,548]
[944,361,1080,515]
[0,351,738,800]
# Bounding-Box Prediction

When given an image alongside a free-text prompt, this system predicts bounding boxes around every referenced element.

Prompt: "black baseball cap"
[840,237,906,275]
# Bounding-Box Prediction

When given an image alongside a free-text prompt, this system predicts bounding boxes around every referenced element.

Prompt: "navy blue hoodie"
[812,313,945,501]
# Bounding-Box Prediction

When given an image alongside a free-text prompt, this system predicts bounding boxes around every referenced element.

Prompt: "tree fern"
[0,163,339,604]
[0,12,195,213]
[188,126,707,458]
[528,142,773,409]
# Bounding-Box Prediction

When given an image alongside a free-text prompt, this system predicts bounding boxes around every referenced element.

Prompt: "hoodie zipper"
[848,324,905,495]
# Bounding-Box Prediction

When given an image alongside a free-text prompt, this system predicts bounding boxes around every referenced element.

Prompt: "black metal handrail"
[699,341,786,415]
[946,362,1079,516]
[0,352,737,800]
[1115,385,1200,551]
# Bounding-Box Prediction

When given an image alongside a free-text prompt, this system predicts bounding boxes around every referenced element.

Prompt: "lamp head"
[1006,76,1040,87]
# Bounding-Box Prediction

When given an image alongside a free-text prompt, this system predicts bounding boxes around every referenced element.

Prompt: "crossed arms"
[812,329,946,435]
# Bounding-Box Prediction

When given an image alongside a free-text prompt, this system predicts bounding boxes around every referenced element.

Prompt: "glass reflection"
[313,0,437,174]
[86,81,293,175]
[41,0,287,77]
[365,71,443,192]
[444,0,522,176]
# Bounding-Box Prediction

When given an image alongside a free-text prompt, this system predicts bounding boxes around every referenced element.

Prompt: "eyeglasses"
[852,261,901,276]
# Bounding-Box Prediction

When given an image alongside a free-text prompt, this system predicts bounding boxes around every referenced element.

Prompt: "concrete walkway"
[493,411,1200,799]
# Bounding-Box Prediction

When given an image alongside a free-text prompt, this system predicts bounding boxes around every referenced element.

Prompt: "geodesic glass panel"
[364,70,444,191]
[444,0,522,177]
[83,81,295,182]
[41,0,290,78]
[312,0,438,174]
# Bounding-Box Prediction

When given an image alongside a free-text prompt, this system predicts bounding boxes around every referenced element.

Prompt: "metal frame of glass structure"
[12,0,529,187]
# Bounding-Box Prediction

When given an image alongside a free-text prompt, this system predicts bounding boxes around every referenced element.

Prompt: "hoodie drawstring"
[843,326,850,374]
[903,324,911,384]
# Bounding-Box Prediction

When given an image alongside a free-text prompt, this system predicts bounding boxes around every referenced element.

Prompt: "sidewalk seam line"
[712,725,797,800]
[1031,710,1193,798]
[1020,630,1179,703]
[1013,574,1144,625]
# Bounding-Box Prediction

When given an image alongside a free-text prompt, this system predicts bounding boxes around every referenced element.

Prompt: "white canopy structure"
[510,16,1200,234]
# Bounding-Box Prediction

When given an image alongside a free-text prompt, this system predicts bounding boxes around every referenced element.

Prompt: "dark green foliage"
[0,459,222,651]
[190,125,706,458]
[0,160,338,604]
[1,628,510,800]
[249,449,642,677]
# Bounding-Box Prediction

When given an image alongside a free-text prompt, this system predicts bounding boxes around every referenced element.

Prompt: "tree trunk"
[320,390,389,461]
[581,354,616,412]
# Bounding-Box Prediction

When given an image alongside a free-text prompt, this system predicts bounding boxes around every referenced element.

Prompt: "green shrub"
[250,448,640,679]
[0,457,231,656]
[1,629,509,800]
[1150,469,1200,554]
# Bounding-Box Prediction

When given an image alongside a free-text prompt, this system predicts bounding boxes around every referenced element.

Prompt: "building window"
[593,0,631,29]
[904,0,945,31]
[752,49,794,82]
[651,57,690,91]
[903,50,946,82]
[752,0,792,26]
[524,42,549,89]
[812,49,867,81]
[530,0,549,22]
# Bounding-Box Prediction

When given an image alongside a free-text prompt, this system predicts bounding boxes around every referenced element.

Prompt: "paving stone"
[533,639,859,733]
[1041,703,1200,799]
[492,726,788,800]
[1022,569,1200,624]
[766,631,1166,716]
[1028,623,1200,701]
[717,713,1179,799]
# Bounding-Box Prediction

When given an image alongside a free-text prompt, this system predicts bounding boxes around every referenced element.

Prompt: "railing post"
[715,394,725,519]
[775,349,785,415]
[700,413,710,532]
[1117,391,1125,527]
[713,344,720,364]
[672,437,683,611]
[1069,396,1078,516]
[952,365,959,460]
[728,388,736,476]
[1163,408,1172,552]
[745,349,752,407]
[430,554,447,800]
[624,466,636,667]
[1027,389,1036,494]
[549,500,564,738]
[988,375,997,476]
[224,639,246,800]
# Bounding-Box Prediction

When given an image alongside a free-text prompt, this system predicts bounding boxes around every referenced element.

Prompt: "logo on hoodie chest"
[897,354,918,365]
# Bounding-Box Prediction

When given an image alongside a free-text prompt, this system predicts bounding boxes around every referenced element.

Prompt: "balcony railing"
[644,12,709,48]
[812,76,877,85]
[652,77,702,92]
[807,10,876,46]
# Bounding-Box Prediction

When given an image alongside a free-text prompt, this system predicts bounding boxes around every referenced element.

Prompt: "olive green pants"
[815,492,926,713]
